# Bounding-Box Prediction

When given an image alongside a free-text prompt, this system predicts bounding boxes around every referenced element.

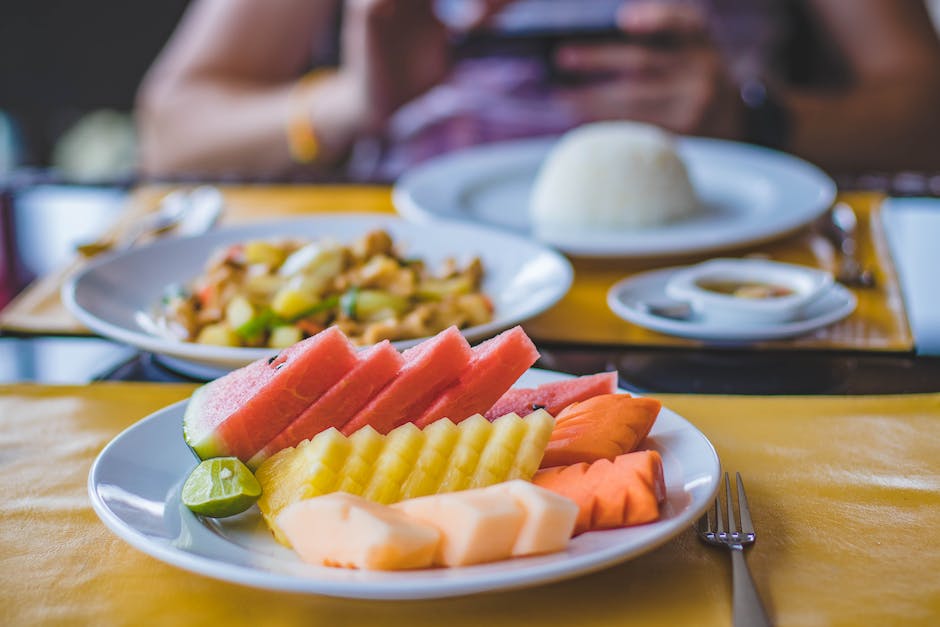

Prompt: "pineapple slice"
[509,409,555,479]
[400,418,459,499]
[336,426,384,494]
[255,412,555,544]
[300,429,350,495]
[255,428,350,543]
[437,415,491,492]
[362,423,424,504]
[470,413,526,488]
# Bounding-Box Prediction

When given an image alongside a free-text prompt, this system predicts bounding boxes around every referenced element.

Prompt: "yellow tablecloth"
[3,384,938,626]
[0,186,912,350]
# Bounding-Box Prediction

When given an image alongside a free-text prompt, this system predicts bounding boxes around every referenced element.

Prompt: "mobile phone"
[451,26,679,84]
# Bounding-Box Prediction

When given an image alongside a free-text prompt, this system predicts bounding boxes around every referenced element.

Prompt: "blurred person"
[136,0,940,182]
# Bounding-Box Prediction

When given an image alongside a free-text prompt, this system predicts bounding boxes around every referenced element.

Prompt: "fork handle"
[731,548,772,627]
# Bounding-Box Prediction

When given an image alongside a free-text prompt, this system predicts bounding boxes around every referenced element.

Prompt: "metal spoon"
[174,186,225,237]
[638,299,695,321]
[77,187,223,256]
[829,202,876,288]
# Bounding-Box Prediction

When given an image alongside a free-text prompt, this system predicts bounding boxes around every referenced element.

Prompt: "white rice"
[529,121,700,236]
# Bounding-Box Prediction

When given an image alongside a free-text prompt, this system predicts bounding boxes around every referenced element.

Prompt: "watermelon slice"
[340,327,473,436]
[412,326,539,428]
[183,326,358,462]
[247,340,404,468]
[483,372,618,420]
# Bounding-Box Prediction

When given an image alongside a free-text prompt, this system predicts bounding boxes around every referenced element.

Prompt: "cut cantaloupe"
[532,449,666,535]
[540,394,661,468]
[278,482,578,570]
[394,488,525,566]
[494,480,579,557]
[277,493,440,570]
[392,480,578,566]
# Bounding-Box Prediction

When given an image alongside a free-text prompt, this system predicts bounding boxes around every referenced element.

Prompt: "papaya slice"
[540,394,661,468]
[532,450,666,535]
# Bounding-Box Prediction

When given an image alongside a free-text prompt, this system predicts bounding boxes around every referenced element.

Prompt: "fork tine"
[715,472,726,534]
[724,472,737,533]
[736,472,755,534]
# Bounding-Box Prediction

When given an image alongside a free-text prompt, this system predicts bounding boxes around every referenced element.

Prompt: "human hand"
[553,1,744,138]
[340,0,450,134]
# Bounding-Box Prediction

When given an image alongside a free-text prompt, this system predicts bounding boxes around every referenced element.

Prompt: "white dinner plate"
[607,266,857,343]
[62,214,573,379]
[393,136,837,258]
[88,368,720,600]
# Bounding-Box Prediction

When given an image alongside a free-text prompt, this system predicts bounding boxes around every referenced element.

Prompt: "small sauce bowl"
[665,258,833,325]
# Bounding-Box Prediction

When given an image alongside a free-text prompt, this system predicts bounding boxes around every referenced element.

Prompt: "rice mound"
[529,121,699,236]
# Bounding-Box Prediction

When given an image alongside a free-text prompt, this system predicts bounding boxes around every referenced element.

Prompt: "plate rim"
[607,266,858,342]
[88,367,721,600]
[62,213,574,373]
[393,135,837,258]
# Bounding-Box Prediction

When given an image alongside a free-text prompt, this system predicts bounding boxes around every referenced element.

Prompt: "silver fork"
[697,472,772,627]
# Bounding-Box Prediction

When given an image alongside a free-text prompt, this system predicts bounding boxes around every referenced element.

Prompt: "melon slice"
[183,326,358,462]
[393,487,525,567]
[277,493,440,570]
[412,326,539,428]
[495,480,579,556]
[340,326,472,436]
[484,371,618,420]
[391,480,577,566]
[247,341,404,468]
[278,482,577,570]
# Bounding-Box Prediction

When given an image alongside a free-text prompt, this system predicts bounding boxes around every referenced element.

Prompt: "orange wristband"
[286,69,333,164]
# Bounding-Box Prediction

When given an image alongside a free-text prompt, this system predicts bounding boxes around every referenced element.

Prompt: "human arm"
[783,0,940,171]
[136,0,448,178]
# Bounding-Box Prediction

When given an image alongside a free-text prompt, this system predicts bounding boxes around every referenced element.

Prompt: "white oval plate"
[88,368,720,600]
[62,214,573,378]
[608,266,857,343]
[394,136,836,258]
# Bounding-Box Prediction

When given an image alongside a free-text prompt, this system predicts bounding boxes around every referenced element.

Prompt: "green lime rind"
[181,457,263,518]
[182,384,226,461]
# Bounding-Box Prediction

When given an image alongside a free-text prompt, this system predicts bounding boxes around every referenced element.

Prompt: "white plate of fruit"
[88,327,720,599]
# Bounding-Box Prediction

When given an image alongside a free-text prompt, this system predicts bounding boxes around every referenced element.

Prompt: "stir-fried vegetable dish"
[158,230,493,347]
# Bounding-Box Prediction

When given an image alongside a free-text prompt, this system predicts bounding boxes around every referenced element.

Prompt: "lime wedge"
[181,457,263,518]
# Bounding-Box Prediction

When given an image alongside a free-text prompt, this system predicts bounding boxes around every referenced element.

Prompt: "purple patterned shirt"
[347,0,790,181]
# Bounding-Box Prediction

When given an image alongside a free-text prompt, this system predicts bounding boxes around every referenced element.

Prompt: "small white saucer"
[664,258,833,325]
[608,266,857,342]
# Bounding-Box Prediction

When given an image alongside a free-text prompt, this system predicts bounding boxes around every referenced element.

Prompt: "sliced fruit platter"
[88,325,720,598]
